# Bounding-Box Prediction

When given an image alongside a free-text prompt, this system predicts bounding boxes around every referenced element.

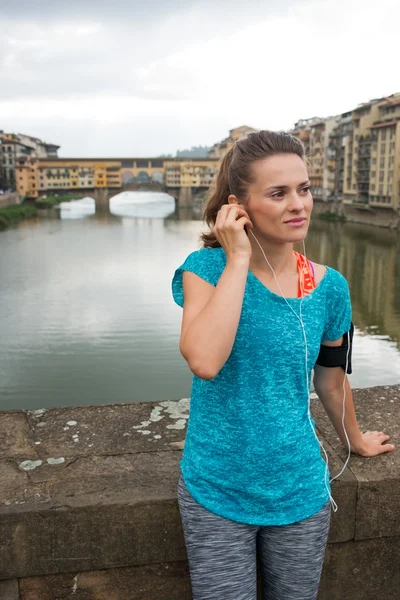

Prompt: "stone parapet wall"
[0,386,399,598]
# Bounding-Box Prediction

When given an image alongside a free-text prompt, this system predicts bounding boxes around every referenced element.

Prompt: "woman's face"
[245,153,313,244]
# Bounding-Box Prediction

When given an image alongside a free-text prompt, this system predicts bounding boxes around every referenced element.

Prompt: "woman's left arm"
[313,338,396,457]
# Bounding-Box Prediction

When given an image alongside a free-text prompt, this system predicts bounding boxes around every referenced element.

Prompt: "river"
[0,192,399,411]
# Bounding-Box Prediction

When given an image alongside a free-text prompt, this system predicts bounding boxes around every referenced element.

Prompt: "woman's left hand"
[353,431,396,457]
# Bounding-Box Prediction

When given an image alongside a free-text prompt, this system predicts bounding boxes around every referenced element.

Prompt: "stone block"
[19,562,192,600]
[322,440,357,543]
[0,579,20,600]
[355,478,400,540]
[0,452,186,579]
[312,385,400,541]
[0,462,29,508]
[319,536,400,600]
[23,400,189,460]
[0,412,38,461]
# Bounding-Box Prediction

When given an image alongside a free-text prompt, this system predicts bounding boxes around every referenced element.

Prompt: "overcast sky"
[0,0,398,157]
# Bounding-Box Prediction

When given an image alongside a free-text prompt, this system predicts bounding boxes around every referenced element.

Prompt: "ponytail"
[201,149,234,248]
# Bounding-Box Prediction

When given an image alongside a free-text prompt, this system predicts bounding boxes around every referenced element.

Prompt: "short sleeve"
[321,270,352,342]
[171,248,225,307]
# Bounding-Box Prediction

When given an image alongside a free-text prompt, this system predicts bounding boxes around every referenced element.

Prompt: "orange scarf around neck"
[294,251,316,298]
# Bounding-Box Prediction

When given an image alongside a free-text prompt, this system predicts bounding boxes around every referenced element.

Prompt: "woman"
[171,130,394,600]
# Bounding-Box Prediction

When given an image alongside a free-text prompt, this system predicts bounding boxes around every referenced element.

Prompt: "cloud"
[0,0,398,156]
[1,0,295,23]
[1,0,186,21]
[0,0,301,100]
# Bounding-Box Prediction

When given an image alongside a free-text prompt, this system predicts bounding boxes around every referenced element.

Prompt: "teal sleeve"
[321,270,352,342]
[171,248,225,308]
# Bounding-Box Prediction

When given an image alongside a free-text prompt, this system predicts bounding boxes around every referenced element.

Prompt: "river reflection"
[110,191,175,219]
[60,197,96,219]
[300,221,400,388]
[0,193,399,410]
[60,191,176,221]
[304,221,400,344]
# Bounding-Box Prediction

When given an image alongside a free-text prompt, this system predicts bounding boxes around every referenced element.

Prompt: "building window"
[379,171,384,182]
[380,157,385,169]
[136,159,149,168]
[379,185,383,194]
[381,129,387,141]
[381,143,386,154]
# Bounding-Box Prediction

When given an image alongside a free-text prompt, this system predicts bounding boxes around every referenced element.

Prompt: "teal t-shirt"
[172,247,352,526]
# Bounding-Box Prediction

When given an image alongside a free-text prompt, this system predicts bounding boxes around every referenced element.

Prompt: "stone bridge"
[83,184,203,210]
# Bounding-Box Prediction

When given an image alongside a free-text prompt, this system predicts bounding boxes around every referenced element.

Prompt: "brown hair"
[201,130,306,248]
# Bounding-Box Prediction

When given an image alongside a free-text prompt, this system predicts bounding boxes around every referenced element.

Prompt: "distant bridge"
[87,185,195,210]
[28,156,218,207]
[39,182,207,210]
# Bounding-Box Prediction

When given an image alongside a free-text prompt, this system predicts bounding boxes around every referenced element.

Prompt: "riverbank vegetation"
[317,211,347,222]
[0,204,37,231]
[0,193,85,231]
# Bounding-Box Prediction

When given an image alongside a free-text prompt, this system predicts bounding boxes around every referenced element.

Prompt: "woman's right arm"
[179,204,252,380]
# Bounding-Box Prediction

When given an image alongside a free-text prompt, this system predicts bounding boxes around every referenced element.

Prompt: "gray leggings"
[178,474,330,600]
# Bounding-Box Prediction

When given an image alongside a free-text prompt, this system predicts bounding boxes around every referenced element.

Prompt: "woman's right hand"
[212,203,253,262]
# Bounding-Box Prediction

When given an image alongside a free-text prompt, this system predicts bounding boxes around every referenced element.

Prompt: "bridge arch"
[121,170,135,184]
[136,171,150,183]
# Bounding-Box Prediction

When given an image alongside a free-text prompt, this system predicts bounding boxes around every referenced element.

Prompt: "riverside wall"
[0,193,21,208]
[312,199,400,229]
[0,385,399,599]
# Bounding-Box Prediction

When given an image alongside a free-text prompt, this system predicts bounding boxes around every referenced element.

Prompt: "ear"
[228,194,241,205]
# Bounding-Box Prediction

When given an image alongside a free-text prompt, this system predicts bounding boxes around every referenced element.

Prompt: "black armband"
[315,323,354,374]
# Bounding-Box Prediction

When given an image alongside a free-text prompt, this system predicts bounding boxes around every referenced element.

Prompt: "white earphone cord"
[249,230,351,513]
